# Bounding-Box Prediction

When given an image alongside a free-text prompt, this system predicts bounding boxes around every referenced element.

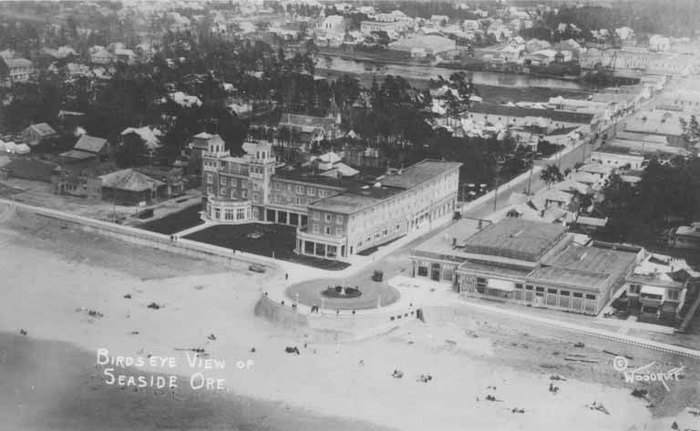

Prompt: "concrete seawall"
[254,294,420,340]
[1,199,272,268]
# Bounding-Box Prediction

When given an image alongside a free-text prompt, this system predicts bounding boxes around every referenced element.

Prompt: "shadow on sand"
[0,332,395,431]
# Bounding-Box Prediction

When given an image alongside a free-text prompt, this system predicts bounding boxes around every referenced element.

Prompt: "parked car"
[249,264,266,273]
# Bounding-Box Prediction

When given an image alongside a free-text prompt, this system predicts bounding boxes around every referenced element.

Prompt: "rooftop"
[542,244,637,276]
[459,218,567,262]
[527,266,609,292]
[379,159,462,190]
[307,193,380,214]
[467,103,595,124]
[75,135,108,153]
[26,123,57,138]
[99,169,164,191]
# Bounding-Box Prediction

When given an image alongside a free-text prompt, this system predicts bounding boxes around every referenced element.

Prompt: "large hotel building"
[200,135,461,261]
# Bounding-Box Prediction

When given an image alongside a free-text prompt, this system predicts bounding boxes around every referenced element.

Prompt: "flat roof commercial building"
[411,218,640,315]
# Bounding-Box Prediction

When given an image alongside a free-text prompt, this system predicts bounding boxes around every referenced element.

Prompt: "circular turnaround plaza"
[286,277,401,311]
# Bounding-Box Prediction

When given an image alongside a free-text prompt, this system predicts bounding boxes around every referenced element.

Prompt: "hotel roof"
[459,218,567,262]
[379,159,462,190]
[309,185,404,214]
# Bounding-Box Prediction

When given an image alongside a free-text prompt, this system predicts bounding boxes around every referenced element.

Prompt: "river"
[316,55,591,91]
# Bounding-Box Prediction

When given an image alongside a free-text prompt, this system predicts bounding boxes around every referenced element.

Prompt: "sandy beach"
[1,210,700,431]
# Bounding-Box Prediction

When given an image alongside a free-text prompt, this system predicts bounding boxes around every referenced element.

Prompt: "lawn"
[185,223,350,270]
[141,205,203,235]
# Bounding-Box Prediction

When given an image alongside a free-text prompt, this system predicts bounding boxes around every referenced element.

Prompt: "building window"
[313,212,320,221]
[668,290,679,300]
[324,226,331,235]
[337,215,344,224]
[396,224,401,230]
[206,174,213,184]
[225,209,234,220]
[585,294,596,300]
[231,189,236,198]
[307,187,316,196]
[417,266,428,276]
[253,193,259,201]
[220,187,226,196]
[220,177,227,185]
[241,189,248,198]
[296,185,304,193]
[629,284,641,294]
[325,214,331,222]
[335,228,343,235]
[383,229,388,236]
[236,208,245,220]
[319,190,326,197]
[312,224,319,233]
[206,186,212,194]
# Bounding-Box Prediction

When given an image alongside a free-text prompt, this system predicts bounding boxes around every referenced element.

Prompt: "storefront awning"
[640,285,665,297]
[487,279,515,292]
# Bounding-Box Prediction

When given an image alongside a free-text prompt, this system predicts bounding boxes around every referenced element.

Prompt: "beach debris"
[564,355,598,364]
[588,401,610,415]
[603,350,633,360]
[19,329,27,336]
[550,375,568,381]
[130,331,139,335]
[631,389,648,399]
[486,386,497,390]
[511,408,525,414]
[175,348,205,353]
[485,395,502,402]
[147,302,162,310]
[671,422,679,430]
[123,294,132,299]
[549,382,560,394]
[285,346,300,355]
[417,374,433,383]
[445,339,457,345]
[358,360,364,366]
[574,342,585,348]
[391,369,404,379]
[88,310,104,318]
[689,409,700,417]
[207,333,217,341]
[250,347,256,353]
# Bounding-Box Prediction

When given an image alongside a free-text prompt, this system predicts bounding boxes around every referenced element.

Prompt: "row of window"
[356,224,402,249]
[312,212,344,224]
[474,278,597,301]
[311,224,344,236]
[628,284,680,300]
[273,182,330,198]
[209,206,250,221]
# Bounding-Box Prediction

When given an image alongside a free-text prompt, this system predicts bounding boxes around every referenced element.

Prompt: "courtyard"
[184,223,350,270]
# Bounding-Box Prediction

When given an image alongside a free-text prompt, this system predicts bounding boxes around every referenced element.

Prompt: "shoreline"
[1,213,699,431]
[0,332,396,431]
